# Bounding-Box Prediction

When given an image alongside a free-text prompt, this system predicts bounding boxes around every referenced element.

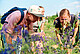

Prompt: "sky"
[0,0,80,16]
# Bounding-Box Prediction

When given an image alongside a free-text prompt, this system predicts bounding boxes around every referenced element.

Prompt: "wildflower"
[56,37,58,41]
[53,38,55,41]
[36,50,39,52]
[13,28,18,33]
[72,28,75,32]
[25,30,29,36]
[64,45,67,48]
[22,30,28,36]
[71,32,73,35]
[45,36,47,39]
[17,25,22,30]
[67,35,70,42]
[35,37,40,41]
[11,36,14,38]
[54,50,56,53]
[31,35,35,41]
[54,28,56,31]
[3,50,7,54]
[24,24,27,28]
[71,45,73,49]
[23,51,24,53]
[16,37,21,45]
[56,42,59,45]
[7,47,11,51]
[51,31,54,32]
[37,44,40,47]
[40,36,44,41]
[47,46,49,50]
[62,35,64,38]
[41,47,44,51]
[65,42,67,45]
[64,31,67,34]
[61,37,63,40]
[10,49,16,54]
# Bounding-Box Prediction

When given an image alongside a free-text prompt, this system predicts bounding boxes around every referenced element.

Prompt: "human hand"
[72,37,75,45]
[60,41,63,46]
[30,32,39,36]
[39,31,45,37]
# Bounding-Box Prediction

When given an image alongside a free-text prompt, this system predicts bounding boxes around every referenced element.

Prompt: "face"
[28,14,39,22]
[60,13,70,26]
[60,16,68,23]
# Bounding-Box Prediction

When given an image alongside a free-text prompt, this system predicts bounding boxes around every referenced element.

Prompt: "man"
[1,5,44,54]
[31,6,45,54]
[33,6,45,32]
[54,9,79,54]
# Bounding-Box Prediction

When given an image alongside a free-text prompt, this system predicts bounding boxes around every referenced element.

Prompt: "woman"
[54,9,79,54]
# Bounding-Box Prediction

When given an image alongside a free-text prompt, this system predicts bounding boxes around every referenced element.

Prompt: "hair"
[59,9,70,18]
[39,6,44,8]
[40,17,42,21]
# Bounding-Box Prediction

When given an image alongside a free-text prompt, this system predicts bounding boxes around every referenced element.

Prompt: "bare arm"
[40,22,45,32]
[72,20,79,45]
[73,20,79,37]
[55,28,63,45]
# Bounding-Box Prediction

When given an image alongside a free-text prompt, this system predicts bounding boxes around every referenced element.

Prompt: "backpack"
[1,7,27,25]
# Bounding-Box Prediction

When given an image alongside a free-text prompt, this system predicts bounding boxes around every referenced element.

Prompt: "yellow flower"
[67,45,70,47]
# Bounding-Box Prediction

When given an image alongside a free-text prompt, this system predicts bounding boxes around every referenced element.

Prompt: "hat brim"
[33,14,44,17]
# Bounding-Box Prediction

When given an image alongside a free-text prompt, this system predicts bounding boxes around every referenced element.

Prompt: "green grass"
[0,17,80,54]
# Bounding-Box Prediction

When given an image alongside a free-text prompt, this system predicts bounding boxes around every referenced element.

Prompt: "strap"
[1,34,4,48]
[17,10,24,25]
[38,21,41,29]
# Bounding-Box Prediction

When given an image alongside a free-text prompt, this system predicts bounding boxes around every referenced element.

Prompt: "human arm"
[5,11,21,34]
[54,18,63,45]
[55,28,63,45]
[40,17,45,32]
[72,20,79,45]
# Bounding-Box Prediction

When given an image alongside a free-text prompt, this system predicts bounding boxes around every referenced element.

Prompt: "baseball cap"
[28,5,44,17]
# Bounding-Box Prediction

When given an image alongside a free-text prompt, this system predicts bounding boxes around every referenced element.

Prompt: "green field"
[0,15,80,54]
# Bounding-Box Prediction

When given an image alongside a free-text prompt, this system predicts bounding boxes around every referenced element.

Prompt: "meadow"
[0,15,80,54]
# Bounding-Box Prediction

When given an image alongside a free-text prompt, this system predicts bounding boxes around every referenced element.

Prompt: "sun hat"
[28,5,44,17]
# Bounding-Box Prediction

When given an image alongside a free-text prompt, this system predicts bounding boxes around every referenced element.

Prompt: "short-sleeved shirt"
[54,15,79,43]
[2,10,28,41]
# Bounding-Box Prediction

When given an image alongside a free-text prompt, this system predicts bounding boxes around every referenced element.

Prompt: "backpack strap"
[17,10,24,25]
